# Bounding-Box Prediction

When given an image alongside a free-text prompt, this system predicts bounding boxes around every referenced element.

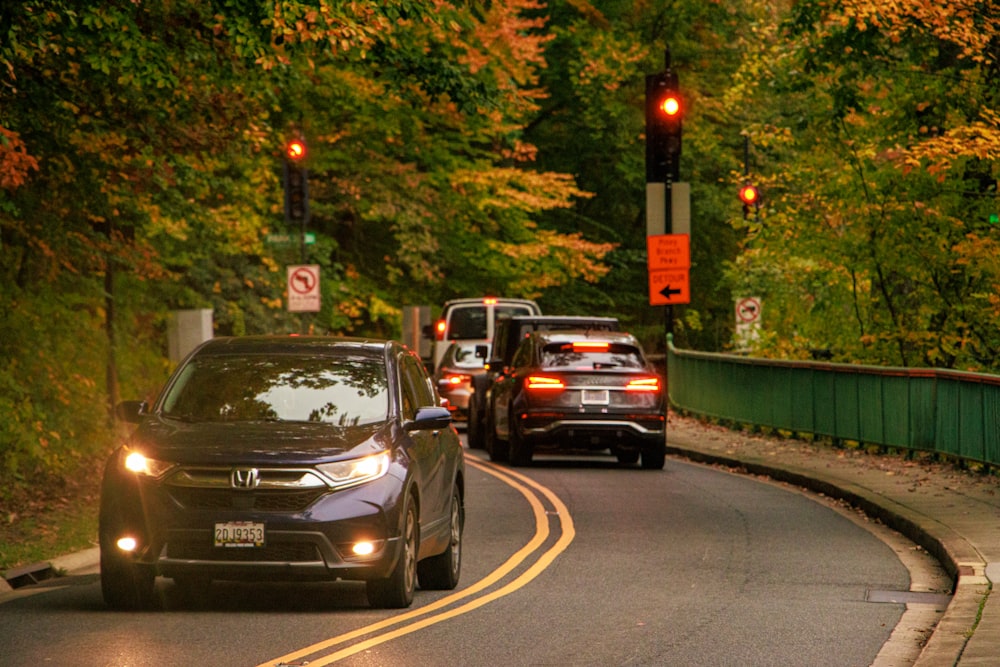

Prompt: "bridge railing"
[666,335,1000,465]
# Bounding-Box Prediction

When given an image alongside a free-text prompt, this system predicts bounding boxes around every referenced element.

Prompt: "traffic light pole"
[645,48,688,341]
[665,177,674,337]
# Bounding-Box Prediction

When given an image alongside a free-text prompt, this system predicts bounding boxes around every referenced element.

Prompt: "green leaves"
[724,0,1000,370]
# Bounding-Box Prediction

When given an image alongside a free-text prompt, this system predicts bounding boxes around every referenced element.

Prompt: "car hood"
[127,417,394,465]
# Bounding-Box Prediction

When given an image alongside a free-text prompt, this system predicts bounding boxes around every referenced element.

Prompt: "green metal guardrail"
[666,335,1000,465]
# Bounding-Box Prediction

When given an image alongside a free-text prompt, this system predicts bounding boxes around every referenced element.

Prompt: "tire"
[508,420,533,467]
[367,494,418,608]
[417,485,463,590]
[485,409,509,462]
[615,448,640,465]
[467,392,485,449]
[100,547,156,610]
[640,441,666,470]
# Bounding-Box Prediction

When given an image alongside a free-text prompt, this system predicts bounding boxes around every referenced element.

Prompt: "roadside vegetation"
[1,1,997,568]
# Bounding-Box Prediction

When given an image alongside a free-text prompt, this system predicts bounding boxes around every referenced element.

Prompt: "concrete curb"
[2,547,100,593]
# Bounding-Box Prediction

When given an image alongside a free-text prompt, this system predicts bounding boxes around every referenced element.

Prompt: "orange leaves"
[0,127,39,190]
[837,0,1000,65]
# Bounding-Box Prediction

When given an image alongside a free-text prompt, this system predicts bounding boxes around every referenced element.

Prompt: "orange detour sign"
[647,234,690,305]
[648,270,690,305]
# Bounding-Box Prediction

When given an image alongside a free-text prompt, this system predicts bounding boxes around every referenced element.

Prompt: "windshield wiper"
[161,411,198,423]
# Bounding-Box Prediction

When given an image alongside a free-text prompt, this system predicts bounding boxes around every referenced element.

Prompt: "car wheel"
[367,494,418,609]
[417,485,463,590]
[467,394,484,449]
[100,546,156,610]
[640,441,666,470]
[615,448,640,465]
[508,420,533,467]
[485,411,509,463]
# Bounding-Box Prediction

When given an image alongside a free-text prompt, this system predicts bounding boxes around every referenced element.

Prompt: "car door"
[399,352,450,527]
[492,336,534,441]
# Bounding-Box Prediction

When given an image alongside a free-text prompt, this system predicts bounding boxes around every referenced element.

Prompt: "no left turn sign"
[287,264,321,312]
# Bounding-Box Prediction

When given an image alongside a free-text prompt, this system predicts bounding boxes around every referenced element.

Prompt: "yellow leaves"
[451,167,592,213]
[490,229,615,295]
[837,0,1000,65]
[890,110,1000,177]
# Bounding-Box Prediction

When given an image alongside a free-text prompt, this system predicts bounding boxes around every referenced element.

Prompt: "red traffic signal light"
[657,93,682,119]
[646,71,683,183]
[738,184,759,205]
[285,138,306,162]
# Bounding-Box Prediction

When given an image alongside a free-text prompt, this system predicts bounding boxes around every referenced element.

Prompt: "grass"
[0,456,103,575]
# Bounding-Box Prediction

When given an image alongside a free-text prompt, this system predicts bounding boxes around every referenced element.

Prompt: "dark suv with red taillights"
[485,330,666,468]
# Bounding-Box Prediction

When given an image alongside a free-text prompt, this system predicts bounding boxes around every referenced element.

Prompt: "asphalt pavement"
[664,413,1000,667]
[4,412,1000,665]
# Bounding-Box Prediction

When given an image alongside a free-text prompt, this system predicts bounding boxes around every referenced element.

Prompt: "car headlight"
[316,451,391,489]
[122,450,175,478]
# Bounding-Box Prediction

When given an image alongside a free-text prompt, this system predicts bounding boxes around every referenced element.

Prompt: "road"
[0,442,947,666]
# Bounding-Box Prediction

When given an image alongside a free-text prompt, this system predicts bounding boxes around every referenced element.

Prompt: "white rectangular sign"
[287,264,321,313]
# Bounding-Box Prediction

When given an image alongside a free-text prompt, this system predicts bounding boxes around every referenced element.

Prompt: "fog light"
[116,536,139,552]
[352,541,376,556]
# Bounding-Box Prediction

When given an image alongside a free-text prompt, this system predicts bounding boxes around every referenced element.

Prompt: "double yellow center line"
[259,457,575,667]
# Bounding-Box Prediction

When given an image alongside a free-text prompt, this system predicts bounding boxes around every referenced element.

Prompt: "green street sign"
[266,232,316,245]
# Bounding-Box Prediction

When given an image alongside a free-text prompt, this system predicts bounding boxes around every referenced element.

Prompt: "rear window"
[541,342,645,370]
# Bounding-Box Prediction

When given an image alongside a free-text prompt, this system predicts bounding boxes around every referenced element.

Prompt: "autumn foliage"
[0,0,998,499]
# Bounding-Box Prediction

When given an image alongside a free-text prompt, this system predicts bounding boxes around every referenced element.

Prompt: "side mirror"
[475,345,489,360]
[405,406,452,431]
[115,400,147,424]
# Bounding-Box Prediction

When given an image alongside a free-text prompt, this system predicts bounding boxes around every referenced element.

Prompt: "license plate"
[582,389,609,405]
[214,521,265,548]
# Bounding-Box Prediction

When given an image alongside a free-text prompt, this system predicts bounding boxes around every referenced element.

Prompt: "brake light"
[626,377,660,392]
[483,297,497,305]
[435,320,446,341]
[526,375,564,390]
[440,373,471,385]
[571,341,610,352]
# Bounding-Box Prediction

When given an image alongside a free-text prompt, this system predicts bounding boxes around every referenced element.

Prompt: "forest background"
[0,0,998,563]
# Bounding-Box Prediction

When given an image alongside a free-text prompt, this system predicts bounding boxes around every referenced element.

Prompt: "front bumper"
[100,470,407,583]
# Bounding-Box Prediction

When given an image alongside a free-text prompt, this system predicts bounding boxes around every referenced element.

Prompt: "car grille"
[167,540,321,563]
[168,487,327,512]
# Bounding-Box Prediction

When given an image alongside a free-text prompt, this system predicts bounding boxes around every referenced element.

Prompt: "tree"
[718,0,1000,369]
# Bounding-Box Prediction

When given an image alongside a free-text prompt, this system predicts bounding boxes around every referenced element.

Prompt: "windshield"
[447,304,536,340]
[160,354,389,426]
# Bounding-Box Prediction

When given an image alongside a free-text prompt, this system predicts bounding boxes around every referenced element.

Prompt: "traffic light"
[738,183,759,219]
[285,138,306,162]
[646,71,683,183]
[284,137,308,224]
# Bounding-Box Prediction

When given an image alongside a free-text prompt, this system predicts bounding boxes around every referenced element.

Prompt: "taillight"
[626,377,660,392]
[440,373,471,386]
[526,375,564,390]
[570,341,610,352]
[435,320,446,341]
